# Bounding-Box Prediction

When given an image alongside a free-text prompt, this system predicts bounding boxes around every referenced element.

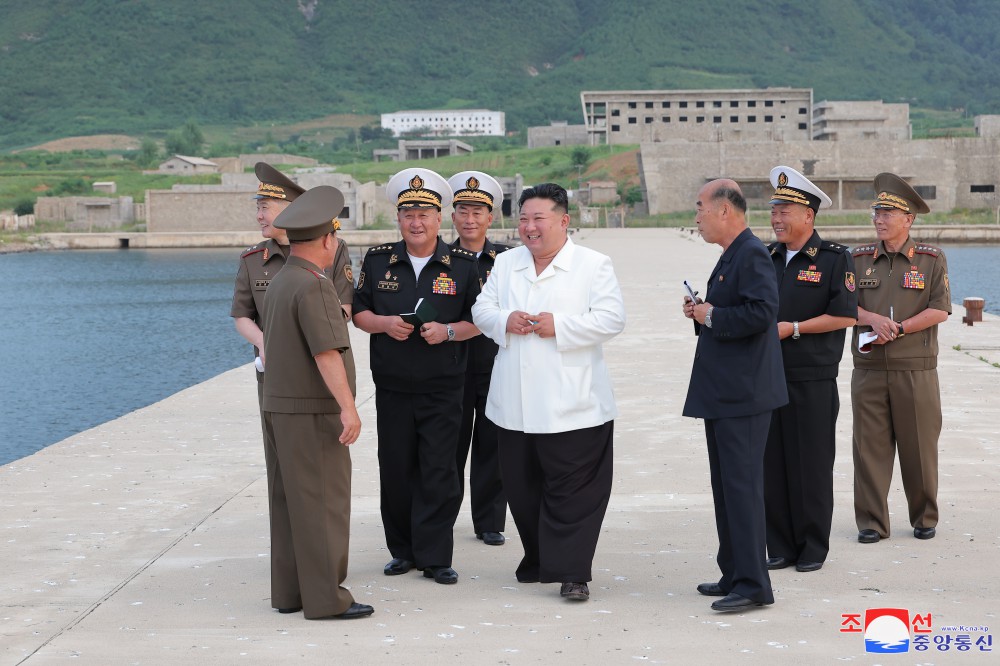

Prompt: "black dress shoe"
[332,602,374,620]
[477,531,505,546]
[858,529,881,544]
[560,582,590,601]
[711,593,767,612]
[423,566,459,584]
[383,558,415,576]
[766,556,794,570]
[276,606,302,614]
[914,527,936,540]
[795,561,823,572]
[696,582,727,597]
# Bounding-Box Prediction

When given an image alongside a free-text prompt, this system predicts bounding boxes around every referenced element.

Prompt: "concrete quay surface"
[2,229,998,665]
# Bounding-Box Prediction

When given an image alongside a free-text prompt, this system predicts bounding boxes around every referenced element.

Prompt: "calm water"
[0,248,249,465]
[0,243,997,465]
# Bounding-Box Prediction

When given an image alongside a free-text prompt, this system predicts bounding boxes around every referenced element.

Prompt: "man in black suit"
[682,179,788,612]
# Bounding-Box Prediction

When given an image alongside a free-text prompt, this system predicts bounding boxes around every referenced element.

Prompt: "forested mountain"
[2,0,999,150]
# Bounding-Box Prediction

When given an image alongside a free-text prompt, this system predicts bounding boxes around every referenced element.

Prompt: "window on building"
[748,101,757,108]
[662,116,671,123]
[611,125,620,132]
[697,116,705,123]
[764,115,773,122]
[662,101,671,108]
[798,123,807,130]
[679,101,688,108]
[765,100,774,107]
[696,101,705,108]
[611,109,620,116]
[628,102,637,109]
[730,116,738,122]
[645,117,654,124]
[748,116,756,123]
[628,117,637,124]
[799,107,808,114]
[730,101,739,108]
[970,184,995,193]
[914,185,937,199]
[714,116,722,123]
[713,101,722,108]
[645,101,653,108]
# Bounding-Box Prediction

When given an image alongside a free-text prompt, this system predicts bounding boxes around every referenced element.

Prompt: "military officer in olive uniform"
[851,173,950,544]
[260,185,372,620]
[447,170,511,547]
[763,167,858,573]
[352,168,482,585]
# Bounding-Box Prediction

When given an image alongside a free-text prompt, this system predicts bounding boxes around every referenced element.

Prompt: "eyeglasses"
[871,210,907,221]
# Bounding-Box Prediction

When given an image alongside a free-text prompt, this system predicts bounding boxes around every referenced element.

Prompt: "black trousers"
[456,369,506,534]
[376,386,463,568]
[497,421,614,584]
[765,378,838,563]
[705,413,773,604]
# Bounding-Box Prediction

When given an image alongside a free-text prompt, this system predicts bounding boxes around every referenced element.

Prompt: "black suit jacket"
[683,228,788,419]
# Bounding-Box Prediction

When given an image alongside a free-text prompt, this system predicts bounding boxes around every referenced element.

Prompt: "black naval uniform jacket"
[768,230,858,381]
[448,238,512,375]
[354,237,481,392]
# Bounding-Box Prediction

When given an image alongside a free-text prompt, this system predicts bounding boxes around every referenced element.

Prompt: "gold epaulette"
[913,243,942,257]
[852,244,877,256]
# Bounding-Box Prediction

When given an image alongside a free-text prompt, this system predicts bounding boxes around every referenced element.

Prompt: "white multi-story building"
[381,109,505,137]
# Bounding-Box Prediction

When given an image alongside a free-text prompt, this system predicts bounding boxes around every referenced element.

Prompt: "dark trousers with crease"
[456,369,507,534]
[498,421,613,584]
[764,378,838,564]
[705,412,774,604]
[376,386,463,569]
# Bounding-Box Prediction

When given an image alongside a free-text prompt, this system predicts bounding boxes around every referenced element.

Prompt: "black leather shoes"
[914,527,936,540]
[858,529,881,544]
[696,582,727,597]
[766,556,794,570]
[477,531,505,546]
[795,561,823,572]
[383,558,415,576]
[423,566,459,584]
[711,593,767,612]
[560,582,590,601]
[332,602,374,620]
[276,606,302,614]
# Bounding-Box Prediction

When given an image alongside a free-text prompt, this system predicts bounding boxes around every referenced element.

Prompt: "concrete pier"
[3,229,998,664]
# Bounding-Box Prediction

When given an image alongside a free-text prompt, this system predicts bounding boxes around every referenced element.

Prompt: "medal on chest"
[902,266,925,290]
[797,265,822,283]
[432,272,457,295]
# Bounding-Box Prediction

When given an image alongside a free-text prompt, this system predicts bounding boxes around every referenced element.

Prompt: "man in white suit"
[472,182,626,602]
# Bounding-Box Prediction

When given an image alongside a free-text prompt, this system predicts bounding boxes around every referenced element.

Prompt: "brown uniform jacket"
[851,237,951,370]
[231,238,353,361]
[261,255,356,414]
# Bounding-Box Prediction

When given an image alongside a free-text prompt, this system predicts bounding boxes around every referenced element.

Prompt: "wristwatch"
[792,321,800,339]
[704,306,714,329]
[895,321,905,337]
[446,324,456,341]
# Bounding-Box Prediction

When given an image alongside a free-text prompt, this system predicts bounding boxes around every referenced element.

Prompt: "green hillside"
[2,0,999,150]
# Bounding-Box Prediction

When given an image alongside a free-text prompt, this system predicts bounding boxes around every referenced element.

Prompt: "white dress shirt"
[472,238,626,434]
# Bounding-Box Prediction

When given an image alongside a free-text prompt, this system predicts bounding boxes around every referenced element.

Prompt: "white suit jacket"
[472,238,626,434]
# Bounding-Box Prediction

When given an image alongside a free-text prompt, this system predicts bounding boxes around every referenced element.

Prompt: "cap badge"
[777,172,788,187]
[410,174,424,190]
[466,176,480,190]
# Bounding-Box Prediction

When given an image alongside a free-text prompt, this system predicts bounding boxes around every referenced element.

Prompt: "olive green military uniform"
[261,254,357,618]
[850,237,950,537]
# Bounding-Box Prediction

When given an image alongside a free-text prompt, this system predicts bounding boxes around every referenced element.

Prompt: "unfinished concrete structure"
[527,121,589,148]
[35,196,137,230]
[581,88,814,146]
[638,135,1000,214]
[373,139,473,162]
[812,100,911,141]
